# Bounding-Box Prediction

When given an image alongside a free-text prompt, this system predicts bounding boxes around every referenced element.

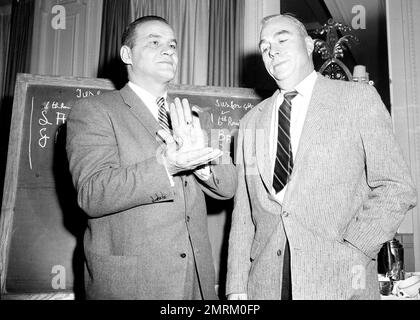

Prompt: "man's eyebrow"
[259,29,292,47]
[147,34,177,44]
[147,33,163,39]
[274,30,292,36]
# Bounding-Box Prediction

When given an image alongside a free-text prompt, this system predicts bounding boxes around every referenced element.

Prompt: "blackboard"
[0,73,263,299]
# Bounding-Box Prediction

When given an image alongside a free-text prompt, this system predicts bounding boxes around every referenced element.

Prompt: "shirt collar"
[280,70,317,98]
[128,81,167,105]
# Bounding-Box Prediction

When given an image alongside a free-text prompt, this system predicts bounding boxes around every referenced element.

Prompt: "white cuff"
[194,165,211,181]
[161,156,175,187]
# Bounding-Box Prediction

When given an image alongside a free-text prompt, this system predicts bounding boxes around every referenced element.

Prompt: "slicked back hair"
[261,13,308,37]
[121,15,170,48]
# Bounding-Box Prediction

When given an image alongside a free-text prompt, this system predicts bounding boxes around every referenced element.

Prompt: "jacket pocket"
[341,239,375,264]
[85,250,138,299]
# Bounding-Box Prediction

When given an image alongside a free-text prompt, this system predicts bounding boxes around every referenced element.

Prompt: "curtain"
[97,0,131,89]
[100,0,243,87]
[207,0,243,87]
[0,0,34,208]
[131,0,210,86]
[2,0,34,103]
[0,4,11,108]
[0,3,11,210]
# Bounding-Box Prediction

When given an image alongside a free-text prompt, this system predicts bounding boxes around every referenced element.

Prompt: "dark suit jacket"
[66,84,237,299]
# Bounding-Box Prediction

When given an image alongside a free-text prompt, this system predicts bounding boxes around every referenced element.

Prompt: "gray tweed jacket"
[226,74,417,300]
[66,84,237,299]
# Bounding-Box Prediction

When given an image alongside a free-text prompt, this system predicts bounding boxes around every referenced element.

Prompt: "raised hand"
[158,129,222,176]
[169,97,206,151]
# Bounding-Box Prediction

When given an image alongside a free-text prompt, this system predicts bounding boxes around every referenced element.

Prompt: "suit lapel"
[256,91,280,193]
[119,84,161,141]
[288,74,326,182]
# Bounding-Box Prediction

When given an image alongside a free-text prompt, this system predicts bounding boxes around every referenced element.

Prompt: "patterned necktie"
[273,90,298,194]
[157,96,171,133]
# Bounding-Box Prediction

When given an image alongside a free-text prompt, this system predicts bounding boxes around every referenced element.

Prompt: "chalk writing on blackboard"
[27,88,105,171]
[75,88,102,98]
[213,100,254,129]
[187,97,257,162]
[38,107,52,149]
[214,99,254,111]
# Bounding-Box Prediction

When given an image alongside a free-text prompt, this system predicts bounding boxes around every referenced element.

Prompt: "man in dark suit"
[66,16,236,300]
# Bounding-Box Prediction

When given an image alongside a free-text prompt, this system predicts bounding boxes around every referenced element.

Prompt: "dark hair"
[121,16,170,48]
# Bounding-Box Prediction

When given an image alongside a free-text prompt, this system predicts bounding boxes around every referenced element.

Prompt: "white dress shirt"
[270,71,317,202]
[128,81,168,119]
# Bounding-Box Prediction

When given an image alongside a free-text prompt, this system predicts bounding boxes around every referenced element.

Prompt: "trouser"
[281,238,292,300]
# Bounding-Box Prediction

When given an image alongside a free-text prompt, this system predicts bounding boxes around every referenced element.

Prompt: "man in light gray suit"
[66,16,236,299]
[226,14,417,300]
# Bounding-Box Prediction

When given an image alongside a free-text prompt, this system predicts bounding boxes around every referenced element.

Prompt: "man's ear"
[120,45,132,65]
[305,36,314,56]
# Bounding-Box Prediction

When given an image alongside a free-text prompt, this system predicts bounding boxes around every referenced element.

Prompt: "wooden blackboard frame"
[0,73,262,298]
[0,74,115,297]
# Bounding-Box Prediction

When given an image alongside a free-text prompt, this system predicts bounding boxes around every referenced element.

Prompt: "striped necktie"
[273,90,298,194]
[157,96,171,133]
